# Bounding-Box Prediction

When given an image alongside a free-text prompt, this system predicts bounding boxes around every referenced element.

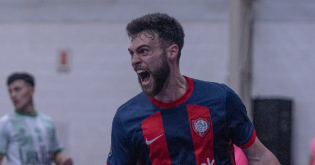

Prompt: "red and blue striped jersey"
[107,76,256,165]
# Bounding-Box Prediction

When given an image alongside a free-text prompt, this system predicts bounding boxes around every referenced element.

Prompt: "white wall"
[253,1,315,164]
[252,21,315,165]
[0,22,136,164]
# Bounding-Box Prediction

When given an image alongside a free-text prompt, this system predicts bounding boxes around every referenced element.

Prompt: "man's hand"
[59,156,73,165]
[54,152,73,165]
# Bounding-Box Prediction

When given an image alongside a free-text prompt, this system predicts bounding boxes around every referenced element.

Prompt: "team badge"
[191,117,210,137]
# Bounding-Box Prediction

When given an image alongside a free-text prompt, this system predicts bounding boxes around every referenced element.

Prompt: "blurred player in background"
[0,72,73,165]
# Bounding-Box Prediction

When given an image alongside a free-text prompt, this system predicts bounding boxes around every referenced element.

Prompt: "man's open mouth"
[137,70,151,85]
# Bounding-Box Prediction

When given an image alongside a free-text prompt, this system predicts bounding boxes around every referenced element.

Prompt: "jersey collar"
[15,109,38,117]
[149,76,194,109]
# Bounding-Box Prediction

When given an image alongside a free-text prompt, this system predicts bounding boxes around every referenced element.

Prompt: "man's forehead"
[129,31,160,50]
[9,80,28,87]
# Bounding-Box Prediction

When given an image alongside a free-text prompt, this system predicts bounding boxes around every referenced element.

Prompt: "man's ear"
[167,44,179,61]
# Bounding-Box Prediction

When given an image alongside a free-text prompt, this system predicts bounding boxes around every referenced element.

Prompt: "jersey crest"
[191,117,210,137]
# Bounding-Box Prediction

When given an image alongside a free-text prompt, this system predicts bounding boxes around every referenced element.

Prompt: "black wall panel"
[253,98,292,165]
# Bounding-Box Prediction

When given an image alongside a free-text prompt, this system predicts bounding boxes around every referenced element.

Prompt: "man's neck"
[154,74,187,103]
[17,104,36,115]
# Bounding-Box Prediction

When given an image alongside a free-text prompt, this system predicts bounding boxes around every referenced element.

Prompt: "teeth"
[136,70,145,74]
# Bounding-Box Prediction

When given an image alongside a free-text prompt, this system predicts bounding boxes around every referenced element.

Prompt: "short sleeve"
[41,116,64,153]
[107,111,137,165]
[50,122,64,153]
[225,86,255,149]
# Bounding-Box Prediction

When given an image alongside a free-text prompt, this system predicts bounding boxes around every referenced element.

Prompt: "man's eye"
[140,49,148,55]
[129,51,134,56]
[14,87,21,92]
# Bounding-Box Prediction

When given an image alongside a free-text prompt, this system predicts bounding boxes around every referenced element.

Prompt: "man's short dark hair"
[126,13,185,59]
[7,72,35,87]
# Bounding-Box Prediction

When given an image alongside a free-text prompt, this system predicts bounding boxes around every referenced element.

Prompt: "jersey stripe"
[187,104,216,165]
[240,129,256,149]
[142,112,171,165]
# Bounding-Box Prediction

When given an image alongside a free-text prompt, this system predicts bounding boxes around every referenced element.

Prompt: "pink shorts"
[234,145,248,165]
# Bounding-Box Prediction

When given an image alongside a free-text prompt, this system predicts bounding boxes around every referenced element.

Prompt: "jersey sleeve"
[0,116,9,155]
[225,86,256,149]
[107,111,137,165]
[47,119,64,153]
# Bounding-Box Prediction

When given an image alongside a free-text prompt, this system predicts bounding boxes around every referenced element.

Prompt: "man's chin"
[141,86,156,97]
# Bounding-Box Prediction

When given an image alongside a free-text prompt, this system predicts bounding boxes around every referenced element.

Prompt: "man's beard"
[139,52,170,97]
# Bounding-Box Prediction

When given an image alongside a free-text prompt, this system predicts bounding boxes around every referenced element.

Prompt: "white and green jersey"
[0,111,64,165]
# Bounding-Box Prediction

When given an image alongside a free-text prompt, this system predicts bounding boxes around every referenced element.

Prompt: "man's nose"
[10,91,16,99]
[131,53,141,67]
